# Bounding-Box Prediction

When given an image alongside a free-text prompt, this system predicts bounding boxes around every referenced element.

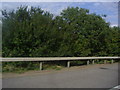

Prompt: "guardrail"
[1,57,120,70]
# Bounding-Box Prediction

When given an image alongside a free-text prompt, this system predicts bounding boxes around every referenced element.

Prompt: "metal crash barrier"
[1,57,120,70]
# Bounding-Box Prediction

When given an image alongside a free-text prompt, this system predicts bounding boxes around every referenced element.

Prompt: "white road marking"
[109,85,120,90]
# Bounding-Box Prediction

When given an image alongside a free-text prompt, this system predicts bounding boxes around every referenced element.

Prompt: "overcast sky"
[1,2,118,27]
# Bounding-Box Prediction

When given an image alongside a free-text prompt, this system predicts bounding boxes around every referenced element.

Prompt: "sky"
[0,2,119,27]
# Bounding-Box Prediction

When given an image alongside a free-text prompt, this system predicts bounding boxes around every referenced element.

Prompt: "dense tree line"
[2,6,120,57]
[2,6,120,72]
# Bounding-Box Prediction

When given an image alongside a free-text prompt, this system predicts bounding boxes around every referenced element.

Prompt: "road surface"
[2,63,119,88]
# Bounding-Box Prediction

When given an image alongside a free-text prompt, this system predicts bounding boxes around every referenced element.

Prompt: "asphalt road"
[2,63,118,88]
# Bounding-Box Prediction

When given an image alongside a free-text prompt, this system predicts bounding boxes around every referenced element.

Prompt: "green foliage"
[43,64,64,70]
[2,6,119,72]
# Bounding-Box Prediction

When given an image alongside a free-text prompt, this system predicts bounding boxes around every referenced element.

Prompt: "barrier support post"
[40,62,43,70]
[92,60,94,64]
[104,60,107,64]
[67,61,70,68]
[111,60,114,64]
[87,60,90,65]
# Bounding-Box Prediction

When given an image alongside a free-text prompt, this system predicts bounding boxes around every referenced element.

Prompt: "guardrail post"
[92,60,94,64]
[67,61,70,68]
[111,60,114,64]
[104,60,107,64]
[87,60,89,65]
[40,62,43,70]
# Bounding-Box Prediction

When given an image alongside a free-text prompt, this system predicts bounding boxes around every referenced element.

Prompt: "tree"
[2,6,53,57]
[2,6,119,72]
[2,6,119,57]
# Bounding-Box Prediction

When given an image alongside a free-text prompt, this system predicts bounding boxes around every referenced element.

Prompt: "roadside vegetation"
[2,6,120,73]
